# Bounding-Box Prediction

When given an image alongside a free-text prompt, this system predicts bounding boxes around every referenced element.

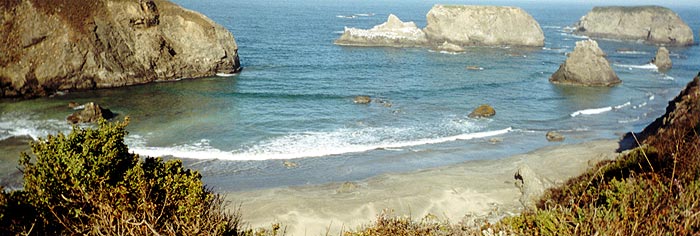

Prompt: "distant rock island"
[0,0,241,98]
[423,5,544,47]
[335,4,545,48]
[574,6,694,46]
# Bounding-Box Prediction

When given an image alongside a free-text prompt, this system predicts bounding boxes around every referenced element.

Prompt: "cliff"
[0,0,241,98]
[574,6,694,46]
[423,5,544,47]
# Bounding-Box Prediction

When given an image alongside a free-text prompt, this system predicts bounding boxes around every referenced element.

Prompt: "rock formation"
[574,6,694,46]
[1,0,241,98]
[652,47,672,71]
[335,14,428,47]
[468,104,495,118]
[423,5,545,47]
[66,102,115,124]
[550,39,620,87]
[514,165,549,210]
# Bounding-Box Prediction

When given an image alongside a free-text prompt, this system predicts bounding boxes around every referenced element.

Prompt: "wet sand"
[224,139,620,236]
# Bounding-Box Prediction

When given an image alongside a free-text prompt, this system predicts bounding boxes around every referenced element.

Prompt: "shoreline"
[224,139,620,235]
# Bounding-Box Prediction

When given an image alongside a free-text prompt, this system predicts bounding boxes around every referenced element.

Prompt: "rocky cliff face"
[335,14,428,47]
[0,0,240,98]
[574,6,694,46]
[423,5,544,47]
[549,39,620,87]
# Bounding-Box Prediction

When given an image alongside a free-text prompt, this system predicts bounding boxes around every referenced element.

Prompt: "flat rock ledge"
[1,0,241,98]
[574,6,694,46]
[550,39,621,87]
[335,5,544,48]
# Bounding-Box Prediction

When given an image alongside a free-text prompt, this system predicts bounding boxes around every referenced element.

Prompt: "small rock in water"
[66,102,115,124]
[466,66,483,71]
[354,96,371,104]
[546,131,565,142]
[68,101,81,109]
[488,138,503,144]
[468,104,496,118]
[283,161,298,169]
[651,47,672,71]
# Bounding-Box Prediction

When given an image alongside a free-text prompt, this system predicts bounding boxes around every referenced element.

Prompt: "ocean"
[1,0,698,191]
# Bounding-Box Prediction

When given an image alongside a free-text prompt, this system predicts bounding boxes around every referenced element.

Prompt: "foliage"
[0,118,243,235]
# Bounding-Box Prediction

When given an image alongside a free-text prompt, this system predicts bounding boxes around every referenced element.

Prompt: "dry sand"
[225,139,620,236]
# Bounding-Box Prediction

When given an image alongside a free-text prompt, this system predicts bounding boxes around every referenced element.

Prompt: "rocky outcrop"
[423,5,544,47]
[652,47,672,71]
[514,165,550,210]
[550,40,620,87]
[468,104,495,118]
[574,6,694,46]
[1,0,241,98]
[335,14,428,47]
[66,102,115,124]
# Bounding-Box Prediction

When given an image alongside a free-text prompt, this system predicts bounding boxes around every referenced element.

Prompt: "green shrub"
[0,118,243,235]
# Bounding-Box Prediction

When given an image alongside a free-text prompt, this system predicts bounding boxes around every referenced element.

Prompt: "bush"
[0,118,243,235]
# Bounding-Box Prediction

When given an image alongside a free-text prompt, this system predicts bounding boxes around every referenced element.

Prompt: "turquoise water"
[1,0,699,191]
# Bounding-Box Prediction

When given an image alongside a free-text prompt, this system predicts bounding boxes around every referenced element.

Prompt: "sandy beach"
[225,139,620,235]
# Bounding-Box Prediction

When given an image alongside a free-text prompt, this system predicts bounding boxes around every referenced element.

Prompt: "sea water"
[1,0,699,191]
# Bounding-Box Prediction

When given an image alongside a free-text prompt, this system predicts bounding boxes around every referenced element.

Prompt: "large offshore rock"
[574,6,694,46]
[550,39,621,87]
[334,14,428,47]
[423,5,545,47]
[0,0,241,98]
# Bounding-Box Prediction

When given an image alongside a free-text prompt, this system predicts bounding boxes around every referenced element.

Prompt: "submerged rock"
[66,102,115,124]
[335,14,428,47]
[652,47,672,71]
[546,131,565,142]
[353,96,372,104]
[574,6,694,46]
[423,5,545,47]
[435,41,465,52]
[468,104,496,118]
[550,39,620,87]
[1,0,241,98]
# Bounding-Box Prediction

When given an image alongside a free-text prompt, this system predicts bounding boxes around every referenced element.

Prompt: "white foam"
[616,50,648,55]
[661,75,675,80]
[353,13,375,17]
[570,102,630,117]
[542,25,562,29]
[618,117,640,123]
[0,113,71,141]
[614,63,658,71]
[128,127,513,161]
[215,73,238,77]
[336,15,357,19]
[560,33,589,39]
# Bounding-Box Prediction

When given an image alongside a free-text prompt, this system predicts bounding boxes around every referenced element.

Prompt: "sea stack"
[550,39,620,86]
[574,6,694,46]
[0,0,241,98]
[652,47,672,71]
[423,5,545,47]
[334,14,428,47]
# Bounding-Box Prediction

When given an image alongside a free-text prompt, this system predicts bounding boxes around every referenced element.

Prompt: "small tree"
[2,118,242,235]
